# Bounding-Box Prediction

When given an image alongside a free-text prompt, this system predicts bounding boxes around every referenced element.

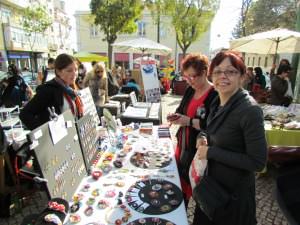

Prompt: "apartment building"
[0,0,71,72]
[74,9,211,71]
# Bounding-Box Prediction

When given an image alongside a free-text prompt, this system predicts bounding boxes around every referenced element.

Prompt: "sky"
[64,0,242,52]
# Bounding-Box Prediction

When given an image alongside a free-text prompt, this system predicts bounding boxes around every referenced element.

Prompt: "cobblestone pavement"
[0,92,288,225]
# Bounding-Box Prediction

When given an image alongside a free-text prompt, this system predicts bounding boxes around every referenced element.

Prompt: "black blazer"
[19,79,65,130]
[175,86,218,183]
[206,89,267,191]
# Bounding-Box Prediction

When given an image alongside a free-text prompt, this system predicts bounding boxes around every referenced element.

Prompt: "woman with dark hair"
[270,64,293,106]
[253,66,266,89]
[192,51,267,225]
[167,53,217,206]
[1,64,33,107]
[20,53,83,130]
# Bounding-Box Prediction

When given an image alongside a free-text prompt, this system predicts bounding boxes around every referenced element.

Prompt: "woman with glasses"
[20,54,83,130]
[83,62,108,106]
[192,51,267,225]
[167,53,217,206]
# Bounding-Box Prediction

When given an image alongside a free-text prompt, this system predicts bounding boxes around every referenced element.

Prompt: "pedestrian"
[192,50,267,225]
[167,53,217,207]
[83,62,108,106]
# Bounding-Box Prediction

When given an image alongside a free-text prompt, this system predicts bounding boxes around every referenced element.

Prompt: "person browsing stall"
[20,54,83,130]
[192,51,267,225]
[270,64,293,107]
[83,62,108,106]
[167,53,217,205]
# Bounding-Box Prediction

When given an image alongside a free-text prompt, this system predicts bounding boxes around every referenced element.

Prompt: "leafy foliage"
[90,0,143,67]
[20,5,52,50]
[234,0,297,37]
[164,0,219,56]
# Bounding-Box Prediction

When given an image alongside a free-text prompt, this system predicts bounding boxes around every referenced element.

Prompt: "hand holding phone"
[167,113,181,121]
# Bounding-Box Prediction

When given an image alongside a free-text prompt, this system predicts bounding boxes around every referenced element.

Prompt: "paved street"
[0,92,288,225]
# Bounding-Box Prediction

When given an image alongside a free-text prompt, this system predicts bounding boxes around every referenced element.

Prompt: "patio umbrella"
[112,37,172,55]
[73,52,108,62]
[133,56,159,64]
[230,28,300,63]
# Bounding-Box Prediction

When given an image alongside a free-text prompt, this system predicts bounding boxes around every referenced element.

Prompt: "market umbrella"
[73,52,108,62]
[112,37,172,55]
[133,56,159,64]
[230,28,300,63]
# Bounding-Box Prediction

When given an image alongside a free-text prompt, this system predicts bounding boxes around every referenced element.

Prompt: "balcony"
[1,0,29,9]
[4,24,49,52]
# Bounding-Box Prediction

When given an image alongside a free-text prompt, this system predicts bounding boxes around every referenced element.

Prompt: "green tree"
[20,5,52,73]
[244,0,297,35]
[165,0,219,57]
[90,0,143,68]
[232,0,252,38]
[145,0,166,43]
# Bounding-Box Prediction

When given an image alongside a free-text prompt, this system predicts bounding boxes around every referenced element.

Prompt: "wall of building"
[74,9,211,71]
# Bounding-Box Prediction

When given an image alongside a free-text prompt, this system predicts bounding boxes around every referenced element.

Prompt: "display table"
[66,127,188,225]
[265,125,300,147]
[120,103,162,125]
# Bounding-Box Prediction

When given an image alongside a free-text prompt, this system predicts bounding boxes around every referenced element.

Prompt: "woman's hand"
[168,113,190,126]
[196,135,208,159]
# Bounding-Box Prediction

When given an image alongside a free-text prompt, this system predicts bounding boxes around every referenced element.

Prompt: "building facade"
[0,0,72,72]
[74,9,211,71]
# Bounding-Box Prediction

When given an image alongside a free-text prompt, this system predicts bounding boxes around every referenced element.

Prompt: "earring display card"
[27,110,87,201]
[76,113,99,172]
[78,88,100,125]
[125,179,183,215]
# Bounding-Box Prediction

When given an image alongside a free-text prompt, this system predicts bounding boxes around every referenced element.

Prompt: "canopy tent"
[73,52,108,62]
[230,28,300,64]
[112,37,172,55]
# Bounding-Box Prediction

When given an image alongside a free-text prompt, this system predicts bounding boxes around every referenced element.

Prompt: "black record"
[127,217,176,225]
[130,151,172,169]
[125,179,183,215]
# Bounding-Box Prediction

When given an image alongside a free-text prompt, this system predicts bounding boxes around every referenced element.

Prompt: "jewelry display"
[125,179,183,215]
[104,204,132,225]
[27,110,87,201]
[44,213,62,225]
[76,114,100,172]
[127,217,176,225]
[130,151,172,169]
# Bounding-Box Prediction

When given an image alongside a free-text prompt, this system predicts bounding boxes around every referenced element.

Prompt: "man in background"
[37,58,55,85]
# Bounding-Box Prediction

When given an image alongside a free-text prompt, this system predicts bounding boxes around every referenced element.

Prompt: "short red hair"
[209,51,246,76]
[181,53,209,75]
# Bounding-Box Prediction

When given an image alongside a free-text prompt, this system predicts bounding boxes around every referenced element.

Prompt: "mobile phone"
[167,114,180,121]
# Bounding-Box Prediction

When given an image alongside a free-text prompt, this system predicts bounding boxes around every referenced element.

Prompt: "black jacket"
[176,86,218,183]
[270,75,292,106]
[19,79,65,130]
[204,89,267,224]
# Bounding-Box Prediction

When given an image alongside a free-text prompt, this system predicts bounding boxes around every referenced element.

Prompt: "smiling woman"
[192,50,267,225]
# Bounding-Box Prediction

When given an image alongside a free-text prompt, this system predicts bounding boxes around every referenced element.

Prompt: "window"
[90,24,99,37]
[252,57,255,66]
[0,8,11,23]
[264,57,268,67]
[258,57,261,66]
[247,57,250,66]
[137,21,146,36]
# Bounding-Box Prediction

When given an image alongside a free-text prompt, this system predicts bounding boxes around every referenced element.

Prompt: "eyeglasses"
[212,69,239,78]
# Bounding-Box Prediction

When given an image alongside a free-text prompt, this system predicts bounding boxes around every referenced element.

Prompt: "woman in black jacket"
[193,51,267,225]
[167,53,217,205]
[20,54,83,130]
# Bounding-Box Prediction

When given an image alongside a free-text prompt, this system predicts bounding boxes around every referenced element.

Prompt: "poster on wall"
[140,62,161,103]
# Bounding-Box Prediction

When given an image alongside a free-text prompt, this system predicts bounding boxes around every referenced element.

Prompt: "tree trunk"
[108,43,113,69]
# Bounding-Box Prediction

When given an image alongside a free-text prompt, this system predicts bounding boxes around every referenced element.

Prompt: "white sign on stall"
[140,61,161,103]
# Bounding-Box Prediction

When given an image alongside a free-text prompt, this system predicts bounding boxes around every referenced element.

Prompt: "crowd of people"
[0,50,296,224]
[242,58,293,106]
